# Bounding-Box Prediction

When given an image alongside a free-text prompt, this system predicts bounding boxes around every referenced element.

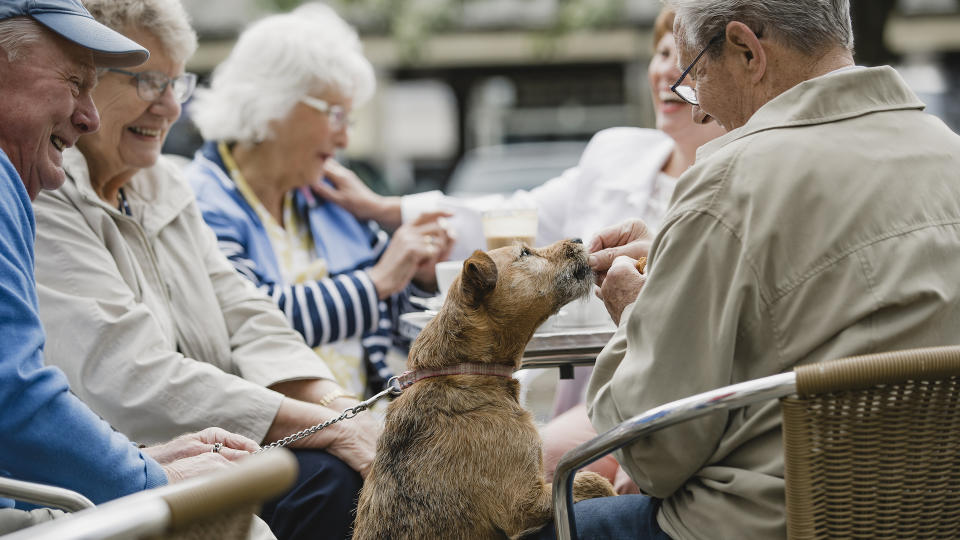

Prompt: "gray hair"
[0,17,47,62]
[667,0,853,57]
[190,2,376,144]
[81,0,197,63]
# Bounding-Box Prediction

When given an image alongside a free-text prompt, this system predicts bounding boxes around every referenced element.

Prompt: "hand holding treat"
[597,254,648,325]
[588,219,652,287]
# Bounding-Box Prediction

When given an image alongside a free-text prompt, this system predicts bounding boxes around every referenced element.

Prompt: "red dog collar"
[395,363,515,389]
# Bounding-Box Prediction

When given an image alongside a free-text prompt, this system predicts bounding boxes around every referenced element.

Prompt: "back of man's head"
[668,0,854,59]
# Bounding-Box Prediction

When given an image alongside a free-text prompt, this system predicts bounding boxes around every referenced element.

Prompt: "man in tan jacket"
[545,1,960,539]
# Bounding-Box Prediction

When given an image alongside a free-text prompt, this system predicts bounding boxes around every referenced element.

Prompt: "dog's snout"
[563,239,587,259]
[561,240,592,282]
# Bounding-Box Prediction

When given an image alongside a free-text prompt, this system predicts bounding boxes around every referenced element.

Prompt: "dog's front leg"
[501,481,554,539]
[503,471,617,538]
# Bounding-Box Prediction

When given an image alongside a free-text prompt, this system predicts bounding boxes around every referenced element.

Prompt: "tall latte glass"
[481,208,538,250]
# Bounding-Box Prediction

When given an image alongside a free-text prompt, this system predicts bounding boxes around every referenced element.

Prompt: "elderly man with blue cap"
[0,0,262,533]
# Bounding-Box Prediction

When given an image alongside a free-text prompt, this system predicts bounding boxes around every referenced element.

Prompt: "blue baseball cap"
[0,0,148,67]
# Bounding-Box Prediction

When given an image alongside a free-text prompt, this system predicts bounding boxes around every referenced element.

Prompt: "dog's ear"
[461,250,498,306]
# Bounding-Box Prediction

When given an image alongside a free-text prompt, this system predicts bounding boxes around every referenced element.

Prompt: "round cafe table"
[397,311,615,379]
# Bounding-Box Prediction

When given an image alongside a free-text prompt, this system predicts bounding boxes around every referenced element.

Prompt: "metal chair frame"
[0,448,297,540]
[0,477,95,513]
[553,346,960,540]
[552,371,796,539]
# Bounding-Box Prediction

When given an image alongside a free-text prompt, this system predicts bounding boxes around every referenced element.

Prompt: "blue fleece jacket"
[188,142,429,395]
[0,148,166,506]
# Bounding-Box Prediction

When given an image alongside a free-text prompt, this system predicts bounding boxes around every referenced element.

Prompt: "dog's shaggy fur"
[353,240,616,540]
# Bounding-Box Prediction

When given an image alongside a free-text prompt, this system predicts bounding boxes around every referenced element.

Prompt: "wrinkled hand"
[411,213,456,291]
[313,160,401,228]
[587,219,652,287]
[143,427,260,464]
[368,211,454,298]
[160,452,235,484]
[320,404,381,478]
[597,256,646,325]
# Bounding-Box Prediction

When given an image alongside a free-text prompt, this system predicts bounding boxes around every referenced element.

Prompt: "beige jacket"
[587,66,960,539]
[34,150,333,445]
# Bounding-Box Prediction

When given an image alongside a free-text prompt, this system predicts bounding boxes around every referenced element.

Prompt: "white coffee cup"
[435,260,464,297]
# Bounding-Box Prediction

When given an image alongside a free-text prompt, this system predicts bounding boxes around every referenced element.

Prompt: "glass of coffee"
[481,208,538,250]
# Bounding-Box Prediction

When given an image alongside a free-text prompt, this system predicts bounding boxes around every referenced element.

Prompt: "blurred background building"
[167,0,960,196]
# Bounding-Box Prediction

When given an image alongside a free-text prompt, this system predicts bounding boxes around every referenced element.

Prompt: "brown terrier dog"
[353,239,616,540]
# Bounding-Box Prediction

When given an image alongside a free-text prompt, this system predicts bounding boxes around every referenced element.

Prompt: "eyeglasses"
[105,68,198,104]
[300,96,353,131]
[670,31,725,106]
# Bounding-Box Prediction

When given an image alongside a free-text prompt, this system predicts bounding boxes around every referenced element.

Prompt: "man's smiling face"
[0,29,100,199]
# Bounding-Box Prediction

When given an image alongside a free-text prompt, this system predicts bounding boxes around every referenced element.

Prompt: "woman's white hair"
[666,0,854,57]
[190,2,376,144]
[81,0,197,63]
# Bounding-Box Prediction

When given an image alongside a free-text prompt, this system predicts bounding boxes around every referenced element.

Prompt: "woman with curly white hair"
[187,2,452,405]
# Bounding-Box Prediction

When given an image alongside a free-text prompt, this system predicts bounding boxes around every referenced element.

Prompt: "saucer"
[409,295,444,314]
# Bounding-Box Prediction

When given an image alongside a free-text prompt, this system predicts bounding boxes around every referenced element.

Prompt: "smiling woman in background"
[31,1,380,538]
[314,8,725,264]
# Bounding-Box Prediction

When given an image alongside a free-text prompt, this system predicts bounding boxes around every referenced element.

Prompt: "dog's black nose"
[570,238,583,244]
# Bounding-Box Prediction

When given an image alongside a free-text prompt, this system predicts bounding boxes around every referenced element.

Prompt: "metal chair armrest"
[0,477,94,513]
[1,448,298,540]
[552,371,797,540]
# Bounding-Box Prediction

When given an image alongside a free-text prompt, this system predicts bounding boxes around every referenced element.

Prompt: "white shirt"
[401,127,676,260]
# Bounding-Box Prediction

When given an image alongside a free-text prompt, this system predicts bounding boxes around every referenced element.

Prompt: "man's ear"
[725,21,766,84]
[460,250,498,307]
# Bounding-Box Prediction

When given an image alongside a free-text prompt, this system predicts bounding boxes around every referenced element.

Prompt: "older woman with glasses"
[185,3,452,403]
[31,1,379,538]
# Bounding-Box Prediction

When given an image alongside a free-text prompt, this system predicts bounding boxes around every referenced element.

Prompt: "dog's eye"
[519,246,532,257]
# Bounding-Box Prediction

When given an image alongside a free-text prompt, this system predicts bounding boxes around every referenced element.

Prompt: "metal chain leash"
[255,378,404,453]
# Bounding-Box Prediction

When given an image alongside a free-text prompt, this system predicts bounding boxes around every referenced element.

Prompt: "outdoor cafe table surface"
[397,311,616,379]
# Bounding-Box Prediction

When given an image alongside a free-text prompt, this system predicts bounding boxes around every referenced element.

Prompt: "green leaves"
[256,0,628,62]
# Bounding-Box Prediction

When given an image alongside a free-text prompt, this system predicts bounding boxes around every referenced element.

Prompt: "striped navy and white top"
[187,142,426,396]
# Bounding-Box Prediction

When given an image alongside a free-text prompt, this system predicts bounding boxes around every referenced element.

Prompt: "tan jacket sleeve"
[586,209,766,497]
[186,198,335,386]
[34,189,284,445]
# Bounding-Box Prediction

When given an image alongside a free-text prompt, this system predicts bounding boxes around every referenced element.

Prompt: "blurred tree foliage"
[257,0,625,61]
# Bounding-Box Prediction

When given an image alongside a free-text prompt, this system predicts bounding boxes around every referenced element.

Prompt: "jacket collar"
[198,140,319,215]
[198,140,226,177]
[698,66,925,161]
[62,147,194,235]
